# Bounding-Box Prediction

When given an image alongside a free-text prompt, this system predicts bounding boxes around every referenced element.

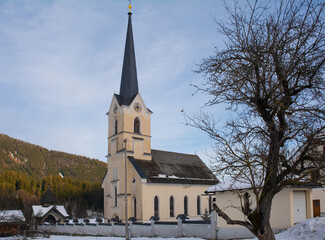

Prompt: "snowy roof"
[206,180,252,193]
[129,149,219,185]
[32,205,69,218]
[0,210,25,223]
[206,179,318,193]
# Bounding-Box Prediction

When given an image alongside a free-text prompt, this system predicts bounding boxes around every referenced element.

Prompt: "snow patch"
[157,174,167,178]
[0,236,205,240]
[206,180,251,192]
[0,210,25,223]
[275,217,325,240]
[168,175,179,178]
[245,217,325,240]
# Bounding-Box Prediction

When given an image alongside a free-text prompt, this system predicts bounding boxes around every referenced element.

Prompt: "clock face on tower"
[134,103,142,112]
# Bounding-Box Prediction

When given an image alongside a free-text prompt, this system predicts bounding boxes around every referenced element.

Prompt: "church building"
[101,5,218,222]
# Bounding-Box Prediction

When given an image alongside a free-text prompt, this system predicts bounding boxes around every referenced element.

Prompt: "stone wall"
[38,211,217,239]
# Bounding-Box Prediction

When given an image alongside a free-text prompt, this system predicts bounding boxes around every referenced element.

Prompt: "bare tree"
[186,0,325,239]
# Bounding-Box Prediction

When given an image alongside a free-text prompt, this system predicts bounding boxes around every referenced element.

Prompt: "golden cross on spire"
[128,0,132,12]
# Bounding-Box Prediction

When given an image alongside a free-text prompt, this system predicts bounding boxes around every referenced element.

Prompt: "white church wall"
[141,183,211,221]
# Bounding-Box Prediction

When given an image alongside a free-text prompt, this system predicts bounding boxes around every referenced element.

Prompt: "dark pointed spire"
[119,11,138,106]
[41,189,57,206]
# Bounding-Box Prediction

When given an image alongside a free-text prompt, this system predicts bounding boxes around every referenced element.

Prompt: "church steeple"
[107,4,152,161]
[119,10,138,106]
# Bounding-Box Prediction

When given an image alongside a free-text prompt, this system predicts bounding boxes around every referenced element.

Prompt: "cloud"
[0,0,227,164]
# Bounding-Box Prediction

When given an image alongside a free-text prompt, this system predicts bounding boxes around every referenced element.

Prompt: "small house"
[206,181,317,235]
[32,189,69,224]
[0,210,25,237]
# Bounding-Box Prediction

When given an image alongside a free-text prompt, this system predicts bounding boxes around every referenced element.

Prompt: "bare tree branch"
[187,0,325,239]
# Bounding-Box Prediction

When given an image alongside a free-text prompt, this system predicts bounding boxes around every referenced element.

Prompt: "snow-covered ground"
[246,217,325,240]
[1,217,324,240]
[0,237,204,240]
[274,217,325,240]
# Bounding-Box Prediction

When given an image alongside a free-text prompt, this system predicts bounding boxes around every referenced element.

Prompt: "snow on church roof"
[32,205,69,218]
[129,149,219,185]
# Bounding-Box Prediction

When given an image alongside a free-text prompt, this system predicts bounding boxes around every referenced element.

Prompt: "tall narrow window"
[169,196,174,217]
[197,195,201,215]
[114,186,117,207]
[134,117,140,133]
[208,195,212,213]
[114,119,118,135]
[154,196,159,217]
[134,198,137,218]
[184,196,188,216]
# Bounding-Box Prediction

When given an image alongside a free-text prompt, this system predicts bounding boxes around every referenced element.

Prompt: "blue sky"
[0,0,228,164]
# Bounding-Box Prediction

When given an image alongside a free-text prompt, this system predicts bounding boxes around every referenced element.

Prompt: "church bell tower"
[103,4,152,220]
[106,9,152,162]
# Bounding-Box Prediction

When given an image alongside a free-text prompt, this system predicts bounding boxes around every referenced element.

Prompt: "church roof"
[32,205,69,218]
[118,12,139,106]
[41,189,57,205]
[129,149,219,185]
[114,93,153,113]
[115,93,134,107]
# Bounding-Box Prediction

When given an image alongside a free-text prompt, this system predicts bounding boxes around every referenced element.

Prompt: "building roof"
[0,210,25,223]
[41,189,57,205]
[119,12,139,106]
[114,93,153,113]
[129,149,219,185]
[206,180,252,193]
[32,205,69,218]
[206,180,321,193]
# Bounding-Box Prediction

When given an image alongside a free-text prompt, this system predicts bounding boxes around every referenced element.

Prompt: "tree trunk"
[253,197,276,240]
[257,221,275,240]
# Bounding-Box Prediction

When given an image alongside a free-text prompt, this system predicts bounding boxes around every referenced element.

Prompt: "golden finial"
[128,0,132,12]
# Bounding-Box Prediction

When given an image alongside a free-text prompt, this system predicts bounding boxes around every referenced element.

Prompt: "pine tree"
[201,208,210,221]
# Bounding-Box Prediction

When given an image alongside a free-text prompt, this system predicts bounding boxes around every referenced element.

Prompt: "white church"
[101,5,218,222]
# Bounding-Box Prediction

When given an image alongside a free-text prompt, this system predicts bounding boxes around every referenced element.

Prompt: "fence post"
[210,210,217,239]
[150,218,155,237]
[177,217,183,237]
[129,220,133,238]
[112,221,115,236]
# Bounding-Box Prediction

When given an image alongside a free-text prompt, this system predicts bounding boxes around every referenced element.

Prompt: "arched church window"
[184,196,188,216]
[114,185,117,207]
[134,117,140,134]
[170,195,174,217]
[114,119,118,135]
[197,195,201,215]
[134,197,137,218]
[154,196,159,217]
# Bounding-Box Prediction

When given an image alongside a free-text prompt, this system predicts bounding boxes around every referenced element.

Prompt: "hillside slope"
[0,134,107,182]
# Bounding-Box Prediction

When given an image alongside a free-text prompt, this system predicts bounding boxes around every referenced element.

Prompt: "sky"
[0,0,229,165]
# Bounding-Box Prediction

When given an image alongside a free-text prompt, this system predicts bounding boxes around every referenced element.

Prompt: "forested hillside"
[0,134,107,219]
[0,134,106,182]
